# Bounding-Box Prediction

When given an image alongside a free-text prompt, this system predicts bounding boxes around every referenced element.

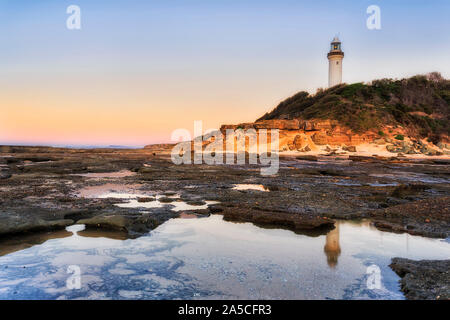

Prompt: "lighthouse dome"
[332,36,341,43]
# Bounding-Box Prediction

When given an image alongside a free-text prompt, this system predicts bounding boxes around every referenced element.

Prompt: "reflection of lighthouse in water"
[324,224,341,268]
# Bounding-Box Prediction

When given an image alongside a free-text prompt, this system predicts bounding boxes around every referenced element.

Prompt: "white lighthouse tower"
[327,37,344,88]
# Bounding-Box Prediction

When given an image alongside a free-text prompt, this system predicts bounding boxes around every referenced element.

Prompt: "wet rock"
[319,169,346,176]
[390,258,450,300]
[77,214,160,238]
[137,197,155,203]
[391,184,430,198]
[139,167,153,174]
[433,159,450,165]
[0,217,74,236]
[220,206,335,232]
[348,155,377,162]
[63,209,96,221]
[185,200,206,206]
[371,196,450,238]
[57,197,76,203]
[208,205,224,213]
[264,185,289,192]
[189,209,210,217]
[159,196,175,203]
[78,215,128,230]
[298,168,345,176]
[5,158,21,164]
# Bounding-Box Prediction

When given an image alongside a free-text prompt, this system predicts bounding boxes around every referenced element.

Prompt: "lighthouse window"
[336,61,339,65]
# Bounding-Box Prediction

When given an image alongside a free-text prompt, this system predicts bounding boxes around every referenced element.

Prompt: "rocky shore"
[390,258,450,300]
[1,146,449,237]
[0,145,449,299]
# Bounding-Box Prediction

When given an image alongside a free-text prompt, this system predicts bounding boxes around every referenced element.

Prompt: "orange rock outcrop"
[219,119,378,152]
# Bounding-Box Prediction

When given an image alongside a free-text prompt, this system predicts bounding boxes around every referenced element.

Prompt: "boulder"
[293,135,305,149]
[292,134,318,151]
[158,196,176,203]
[311,132,328,145]
[386,145,397,153]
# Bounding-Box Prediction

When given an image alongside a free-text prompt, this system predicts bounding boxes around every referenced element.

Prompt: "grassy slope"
[258,73,450,143]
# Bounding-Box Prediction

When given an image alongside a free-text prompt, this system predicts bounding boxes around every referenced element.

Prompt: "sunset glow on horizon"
[1,0,449,147]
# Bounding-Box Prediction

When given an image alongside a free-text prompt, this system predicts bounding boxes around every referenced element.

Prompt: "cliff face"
[220,73,450,154]
[220,119,377,151]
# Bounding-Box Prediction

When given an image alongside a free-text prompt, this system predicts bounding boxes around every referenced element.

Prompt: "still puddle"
[113,193,218,212]
[0,216,448,300]
[233,184,269,192]
[77,185,217,212]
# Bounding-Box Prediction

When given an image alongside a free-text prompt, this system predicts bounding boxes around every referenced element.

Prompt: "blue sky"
[0,0,449,146]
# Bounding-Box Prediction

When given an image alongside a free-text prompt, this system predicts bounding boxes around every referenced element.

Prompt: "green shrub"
[440,90,450,104]
[257,74,449,140]
[394,134,404,140]
[339,83,366,99]
[422,105,433,115]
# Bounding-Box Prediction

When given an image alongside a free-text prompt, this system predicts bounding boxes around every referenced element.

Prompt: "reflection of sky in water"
[80,190,219,212]
[0,216,449,300]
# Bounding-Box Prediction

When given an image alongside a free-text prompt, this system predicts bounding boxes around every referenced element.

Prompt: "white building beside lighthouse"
[327,37,344,88]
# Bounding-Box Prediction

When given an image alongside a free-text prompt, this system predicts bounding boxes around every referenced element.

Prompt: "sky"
[1,0,449,147]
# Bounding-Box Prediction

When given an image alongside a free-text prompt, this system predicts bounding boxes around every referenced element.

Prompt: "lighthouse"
[327,37,344,88]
